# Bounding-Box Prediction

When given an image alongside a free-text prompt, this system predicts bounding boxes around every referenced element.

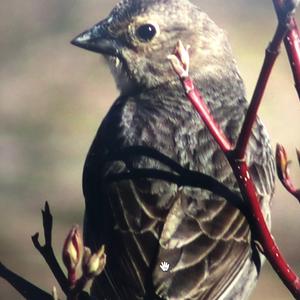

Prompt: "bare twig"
[0,261,54,300]
[273,0,300,98]
[234,26,285,159]
[235,0,300,159]
[168,41,233,153]
[31,202,69,294]
[1,200,101,300]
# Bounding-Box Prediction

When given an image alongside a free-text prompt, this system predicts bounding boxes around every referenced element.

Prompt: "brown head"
[72,0,239,95]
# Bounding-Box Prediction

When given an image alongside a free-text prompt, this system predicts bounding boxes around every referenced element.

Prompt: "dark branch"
[0,262,54,300]
[31,202,69,295]
[106,167,247,218]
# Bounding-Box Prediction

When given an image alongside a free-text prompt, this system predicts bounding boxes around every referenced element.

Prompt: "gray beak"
[71,22,119,56]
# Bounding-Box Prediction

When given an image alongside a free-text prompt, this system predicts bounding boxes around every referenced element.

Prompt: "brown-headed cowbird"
[71,0,275,299]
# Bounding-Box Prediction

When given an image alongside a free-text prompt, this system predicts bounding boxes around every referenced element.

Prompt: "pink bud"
[168,40,190,78]
[276,144,289,182]
[82,245,106,279]
[175,40,190,73]
[62,225,83,274]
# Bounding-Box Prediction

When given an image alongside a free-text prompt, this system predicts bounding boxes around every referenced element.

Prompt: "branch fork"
[168,0,300,298]
[1,202,106,300]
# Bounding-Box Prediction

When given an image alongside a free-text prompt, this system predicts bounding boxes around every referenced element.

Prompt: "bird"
[71,0,275,299]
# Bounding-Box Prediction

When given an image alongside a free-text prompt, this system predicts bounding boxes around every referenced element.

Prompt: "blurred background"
[0,0,300,299]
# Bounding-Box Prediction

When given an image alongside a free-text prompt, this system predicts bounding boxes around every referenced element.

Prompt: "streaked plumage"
[72,1,275,299]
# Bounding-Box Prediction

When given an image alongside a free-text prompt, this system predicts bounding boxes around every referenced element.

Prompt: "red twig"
[169,0,300,298]
[273,0,300,98]
[236,0,300,160]
[230,161,300,299]
[182,77,233,152]
[235,22,287,159]
[173,51,300,300]
[285,18,300,97]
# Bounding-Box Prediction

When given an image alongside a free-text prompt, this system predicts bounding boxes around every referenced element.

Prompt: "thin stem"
[284,18,300,98]
[272,1,300,99]
[230,159,300,298]
[68,270,77,288]
[70,276,90,298]
[0,262,54,300]
[182,77,233,153]
[107,167,248,218]
[235,22,287,160]
[31,202,69,294]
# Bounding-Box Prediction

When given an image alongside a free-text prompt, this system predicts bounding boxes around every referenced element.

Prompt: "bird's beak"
[71,22,119,56]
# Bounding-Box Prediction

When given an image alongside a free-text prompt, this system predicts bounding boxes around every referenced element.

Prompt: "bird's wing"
[247,118,276,199]
[84,133,275,300]
[151,122,275,300]
[85,153,254,300]
[84,149,180,299]
[148,102,275,299]
[151,181,252,300]
[83,98,275,300]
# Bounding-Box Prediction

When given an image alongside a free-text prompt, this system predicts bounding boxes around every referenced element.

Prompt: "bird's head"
[72,0,238,95]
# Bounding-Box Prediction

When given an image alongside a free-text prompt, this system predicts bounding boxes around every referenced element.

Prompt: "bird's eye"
[136,24,157,42]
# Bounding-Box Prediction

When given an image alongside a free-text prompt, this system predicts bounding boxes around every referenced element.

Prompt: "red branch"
[235,22,287,159]
[182,77,233,153]
[273,0,300,99]
[285,18,300,97]
[169,0,300,298]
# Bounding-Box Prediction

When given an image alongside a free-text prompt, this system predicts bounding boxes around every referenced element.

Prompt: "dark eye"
[136,24,157,42]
